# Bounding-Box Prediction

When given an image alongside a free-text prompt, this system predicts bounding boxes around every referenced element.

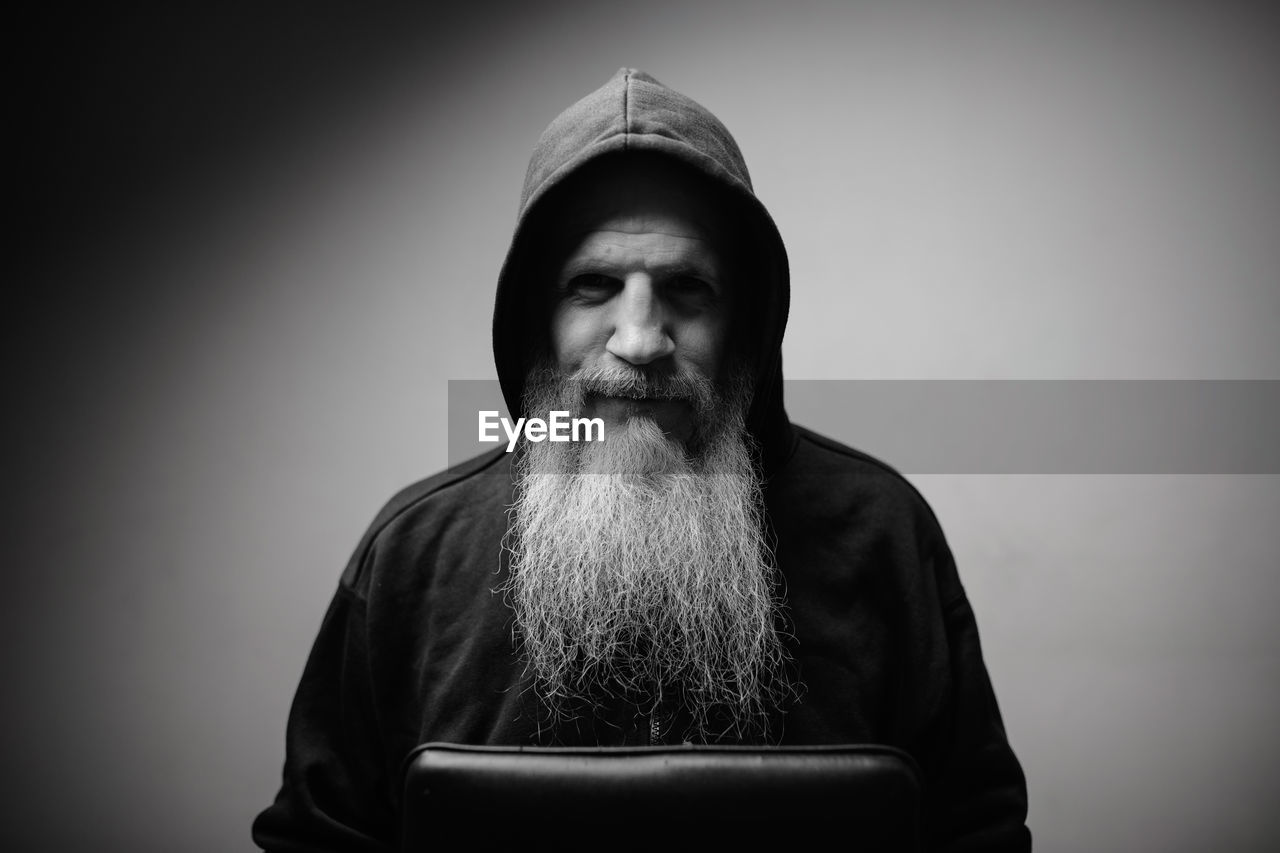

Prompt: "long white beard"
[503,366,793,741]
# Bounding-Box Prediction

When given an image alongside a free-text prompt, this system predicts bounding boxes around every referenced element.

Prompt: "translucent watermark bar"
[448,380,1280,474]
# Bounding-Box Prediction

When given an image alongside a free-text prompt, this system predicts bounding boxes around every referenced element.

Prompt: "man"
[254,68,1030,851]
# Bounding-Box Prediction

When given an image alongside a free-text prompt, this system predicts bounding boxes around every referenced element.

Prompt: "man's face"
[547,166,732,445]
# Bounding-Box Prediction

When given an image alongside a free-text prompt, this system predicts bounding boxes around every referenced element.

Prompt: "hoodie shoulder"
[775,423,949,551]
[339,448,513,592]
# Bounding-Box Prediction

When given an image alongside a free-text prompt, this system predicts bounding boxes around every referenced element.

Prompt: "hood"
[492,67,792,470]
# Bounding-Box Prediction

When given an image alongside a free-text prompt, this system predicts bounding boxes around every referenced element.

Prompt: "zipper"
[649,714,661,746]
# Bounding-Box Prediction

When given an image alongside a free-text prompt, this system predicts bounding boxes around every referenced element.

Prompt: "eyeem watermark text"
[479,411,605,453]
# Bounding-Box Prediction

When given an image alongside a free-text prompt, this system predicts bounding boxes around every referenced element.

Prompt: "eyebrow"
[559,257,721,285]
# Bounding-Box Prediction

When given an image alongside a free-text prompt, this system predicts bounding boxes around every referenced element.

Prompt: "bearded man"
[254,69,1031,851]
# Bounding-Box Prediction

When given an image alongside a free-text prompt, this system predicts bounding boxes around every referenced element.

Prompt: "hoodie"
[254,69,1030,852]
[493,67,792,469]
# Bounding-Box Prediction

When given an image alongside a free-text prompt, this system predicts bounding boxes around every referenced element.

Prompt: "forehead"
[547,156,735,263]
[559,211,723,277]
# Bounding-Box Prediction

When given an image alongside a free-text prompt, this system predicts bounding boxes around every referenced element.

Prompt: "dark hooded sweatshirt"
[254,69,1031,852]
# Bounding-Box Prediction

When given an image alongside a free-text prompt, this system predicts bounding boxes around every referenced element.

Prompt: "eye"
[564,273,619,301]
[665,274,718,306]
[669,274,711,293]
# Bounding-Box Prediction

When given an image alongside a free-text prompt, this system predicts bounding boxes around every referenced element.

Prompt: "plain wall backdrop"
[7,1,1278,851]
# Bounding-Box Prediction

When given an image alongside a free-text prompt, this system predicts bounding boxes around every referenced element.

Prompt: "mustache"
[560,365,718,414]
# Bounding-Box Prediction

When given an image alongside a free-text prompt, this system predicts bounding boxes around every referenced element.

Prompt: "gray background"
[7,1,1278,850]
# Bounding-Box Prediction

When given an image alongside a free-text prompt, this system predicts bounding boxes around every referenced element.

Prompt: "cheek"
[549,307,602,369]
[679,316,731,378]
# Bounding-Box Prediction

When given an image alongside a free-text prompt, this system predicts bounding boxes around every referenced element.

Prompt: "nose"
[605,275,675,366]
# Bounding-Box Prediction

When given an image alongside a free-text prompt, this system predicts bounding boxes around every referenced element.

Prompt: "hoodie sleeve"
[922,547,1032,853]
[251,583,397,852]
